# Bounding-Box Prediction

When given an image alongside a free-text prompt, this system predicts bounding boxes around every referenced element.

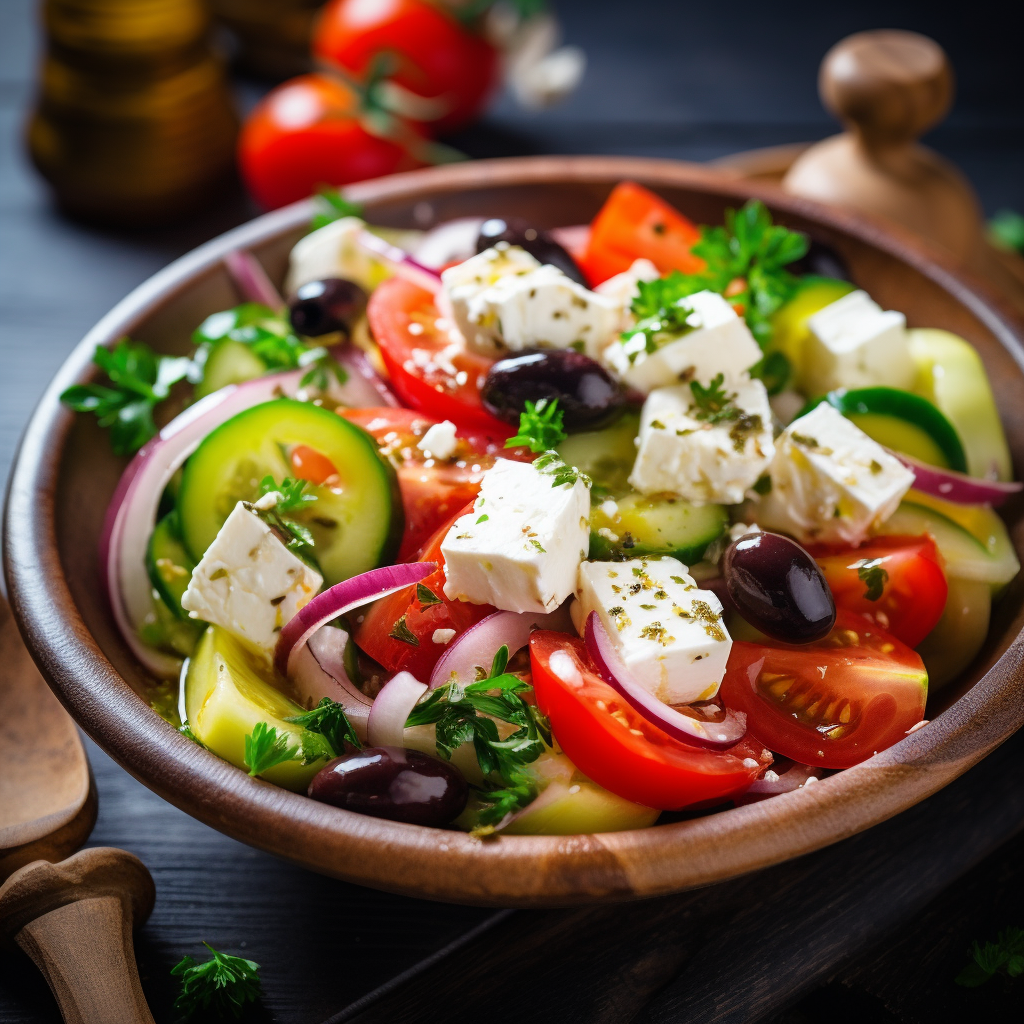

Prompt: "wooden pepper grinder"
[27,0,239,226]
[783,30,988,263]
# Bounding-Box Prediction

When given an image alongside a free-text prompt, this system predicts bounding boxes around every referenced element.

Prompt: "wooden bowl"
[6,156,1024,907]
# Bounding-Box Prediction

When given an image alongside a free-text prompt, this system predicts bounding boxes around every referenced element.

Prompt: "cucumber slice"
[137,589,204,658]
[178,399,402,586]
[876,500,1019,586]
[500,780,659,835]
[770,277,855,369]
[184,626,327,792]
[589,492,728,563]
[195,339,267,399]
[915,577,991,691]
[803,388,967,472]
[556,410,640,497]
[146,512,194,619]
[908,328,1013,481]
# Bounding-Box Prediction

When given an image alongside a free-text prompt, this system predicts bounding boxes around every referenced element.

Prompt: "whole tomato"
[313,0,499,134]
[238,73,427,210]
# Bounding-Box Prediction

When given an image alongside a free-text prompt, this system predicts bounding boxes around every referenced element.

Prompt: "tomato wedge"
[579,181,704,286]
[354,503,493,679]
[367,278,514,439]
[719,610,928,769]
[529,632,771,810]
[814,536,948,648]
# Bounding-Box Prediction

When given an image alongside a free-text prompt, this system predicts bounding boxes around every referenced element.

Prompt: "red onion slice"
[356,229,441,293]
[275,563,436,677]
[888,449,1022,506]
[583,612,747,750]
[289,628,372,741]
[428,607,572,689]
[733,762,820,805]
[366,671,428,748]
[224,248,285,310]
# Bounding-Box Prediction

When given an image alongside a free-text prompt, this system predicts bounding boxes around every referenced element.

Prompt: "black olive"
[788,240,850,282]
[722,530,836,644]
[289,277,367,337]
[307,746,468,827]
[482,349,626,432]
[476,217,587,286]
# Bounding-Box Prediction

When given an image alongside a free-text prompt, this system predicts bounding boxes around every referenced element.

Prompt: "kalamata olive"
[307,746,467,827]
[482,349,626,432]
[722,531,836,644]
[476,217,587,286]
[788,240,850,282]
[289,277,367,337]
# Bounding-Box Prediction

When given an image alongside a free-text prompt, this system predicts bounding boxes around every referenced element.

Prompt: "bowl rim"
[6,154,1024,907]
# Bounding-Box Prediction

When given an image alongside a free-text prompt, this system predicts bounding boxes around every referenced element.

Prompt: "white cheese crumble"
[432,628,457,645]
[417,420,459,460]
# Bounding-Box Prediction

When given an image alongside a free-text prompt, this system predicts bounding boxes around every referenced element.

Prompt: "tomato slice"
[579,182,704,286]
[529,632,771,810]
[719,610,928,769]
[354,502,493,679]
[814,536,948,648]
[367,278,514,439]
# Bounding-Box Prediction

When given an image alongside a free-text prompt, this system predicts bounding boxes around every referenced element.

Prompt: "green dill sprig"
[253,475,319,561]
[856,559,889,602]
[244,722,298,777]
[286,698,361,757]
[533,450,591,490]
[956,927,1024,987]
[310,187,365,232]
[506,398,567,453]
[171,943,262,1020]
[60,339,192,455]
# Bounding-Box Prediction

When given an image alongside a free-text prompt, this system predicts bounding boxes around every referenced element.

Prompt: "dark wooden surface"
[2,0,1024,1021]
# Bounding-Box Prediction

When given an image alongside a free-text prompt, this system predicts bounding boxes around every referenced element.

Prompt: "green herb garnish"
[253,475,319,561]
[286,697,361,757]
[389,614,419,646]
[416,583,441,607]
[310,187,365,232]
[689,373,739,424]
[60,339,192,455]
[171,943,263,1020]
[533,450,592,490]
[244,722,298,777]
[506,398,567,453]
[956,927,1024,987]
[856,559,889,602]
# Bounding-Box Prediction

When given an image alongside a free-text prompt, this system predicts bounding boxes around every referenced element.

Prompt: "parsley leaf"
[60,339,192,455]
[171,943,262,1020]
[286,697,361,757]
[416,583,441,607]
[533,450,592,490]
[252,475,319,561]
[310,187,365,232]
[689,373,739,424]
[956,927,1024,987]
[258,474,317,513]
[244,722,298,777]
[506,398,567,453]
[856,559,889,601]
[389,614,419,646]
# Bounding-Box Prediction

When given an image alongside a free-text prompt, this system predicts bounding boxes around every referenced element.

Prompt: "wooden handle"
[819,30,953,149]
[0,847,156,1024]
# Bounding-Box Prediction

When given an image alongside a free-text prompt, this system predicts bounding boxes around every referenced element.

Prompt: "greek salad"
[65,181,1021,835]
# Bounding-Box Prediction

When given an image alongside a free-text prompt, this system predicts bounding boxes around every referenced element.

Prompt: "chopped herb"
[252,476,319,562]
[416,583,441,607]
[506,398,567,453]
[870,459,883,474]
[529,538,547,553]
[285,697,361,757]
[669,576,686,585]
[856,558,889,601]
[791,432,831,455]
[476,514,490,523]
[752,474,773,495]
[956,926,1024,987]
[689,373,739,425]
[171,943,262,1021]
[244,722,298,777]
[310,187,365,232]
[60,339,192,455]
[533,450,592,490]
[389,614,420,646]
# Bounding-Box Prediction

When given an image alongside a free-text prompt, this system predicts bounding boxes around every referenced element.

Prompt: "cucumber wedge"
[195,339,267,399]
[146,511,194,619]
[178,399,402,586]
[184,626,327,791]
[908,328,1013,481]
[556,410,640,497]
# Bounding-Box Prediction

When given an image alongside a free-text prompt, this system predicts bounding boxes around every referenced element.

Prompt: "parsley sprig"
[171,943,262,1020]
[243,722,298,777]
[689,374,740,424]
[252,475,319,562]
[856,559,889,602]
[506,398,567,453]
[60,339,192,455]
[533,450,591,490]
[286,697,361,756]
[956,927,1024,987]
[406,645,550,826]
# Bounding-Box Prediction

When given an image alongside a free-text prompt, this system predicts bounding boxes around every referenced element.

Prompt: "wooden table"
[2,0,1023,1020]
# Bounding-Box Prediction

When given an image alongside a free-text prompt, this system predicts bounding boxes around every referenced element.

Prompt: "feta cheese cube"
[439,244,541,355]
[417,419,459,460]
[802,290,913,395]
[603,290,762,393]
[594,258,660,305]
[475,264,623,360]
[629,378,775,504]
[181,502,322,657]
[441,457,590,614]
[576,556,731,704]
[756,403,914,544]
[285,216,393,294]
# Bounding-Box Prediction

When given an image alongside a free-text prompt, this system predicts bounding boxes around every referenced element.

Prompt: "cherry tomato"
[719,610,928,770]
[289,444,339,485]
[579,181,705,286]
[354,502,493,678]
[238,73,427,210]
[366,277,515,438]
[814,536,948,648]
[313,0,499,134]
[340,407,495,559]
[529,632,772,810]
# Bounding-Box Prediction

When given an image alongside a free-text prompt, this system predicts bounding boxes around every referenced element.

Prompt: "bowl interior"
[11,158,1024,906]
